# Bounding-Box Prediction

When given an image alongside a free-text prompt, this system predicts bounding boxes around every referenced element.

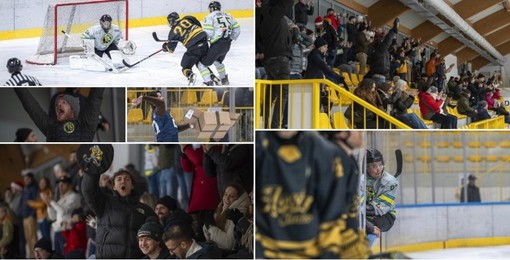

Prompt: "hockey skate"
[221,75,230,85]
[211,74,221,85]
[187,72,197,86]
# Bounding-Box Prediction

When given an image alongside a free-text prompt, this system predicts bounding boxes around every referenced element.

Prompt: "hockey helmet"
[6,57,22,74]
[167,12,180,26]
[366,149,384,165]
[100,14,112,30]
[209,1,221,12]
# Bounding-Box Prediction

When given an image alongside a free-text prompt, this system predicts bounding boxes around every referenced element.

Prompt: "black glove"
[392,18,400,33]
[226,208,244,225]
[201,211,215,229]
[77,144,114,176]
[162,42,169,52]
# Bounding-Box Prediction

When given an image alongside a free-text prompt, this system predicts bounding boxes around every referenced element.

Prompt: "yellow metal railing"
[255,79,411,129]
[462,116,506,129]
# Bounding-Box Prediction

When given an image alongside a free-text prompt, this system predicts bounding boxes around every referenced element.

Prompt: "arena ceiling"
[338,0,510,69]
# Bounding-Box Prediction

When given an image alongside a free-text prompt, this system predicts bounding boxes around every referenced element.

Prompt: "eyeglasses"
[368,162,384,169]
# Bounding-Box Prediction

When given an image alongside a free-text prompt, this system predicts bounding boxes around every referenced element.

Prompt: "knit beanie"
[395,79,407,90]
[15,128,32,142]
[34,237,53,252]
[156,196,178,211]
[137,221,163,241]
[314,37,328,48]
[56,94,80,117]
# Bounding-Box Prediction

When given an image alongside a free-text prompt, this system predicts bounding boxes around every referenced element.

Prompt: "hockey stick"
[61,30,115,72]
[152,32,179,43]
[122,49,164,68]
[394,149,403,178]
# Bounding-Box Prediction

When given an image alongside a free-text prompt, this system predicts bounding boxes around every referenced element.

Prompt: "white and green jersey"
[81,24,123,51]
[202,11,240,43]
[366,171,398,218]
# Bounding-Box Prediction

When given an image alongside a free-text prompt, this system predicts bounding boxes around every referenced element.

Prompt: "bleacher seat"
[319,113,332,129]
[180,90,197,106]
[127,108,143,124]
[333,112,350,129]
[170,107,185,122]
[198,89,218,106]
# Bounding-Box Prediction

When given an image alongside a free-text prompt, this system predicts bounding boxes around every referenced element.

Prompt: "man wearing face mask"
[365,149,399,245]
[14,88,105,141]
[79,144,157,258]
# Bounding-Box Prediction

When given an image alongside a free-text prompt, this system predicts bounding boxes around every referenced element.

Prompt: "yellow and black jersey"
[166,16,207,51]
[255,132,370,259]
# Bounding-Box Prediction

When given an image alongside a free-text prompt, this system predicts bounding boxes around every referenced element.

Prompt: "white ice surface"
[406,245,510,259]
[0,18,254,86]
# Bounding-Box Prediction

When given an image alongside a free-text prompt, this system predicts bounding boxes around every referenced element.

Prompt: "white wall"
[384,203,510,249]
[0,0,252,31]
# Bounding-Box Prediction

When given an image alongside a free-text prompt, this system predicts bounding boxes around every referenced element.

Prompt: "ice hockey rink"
[0,18,254,86]
[406,245,510,259]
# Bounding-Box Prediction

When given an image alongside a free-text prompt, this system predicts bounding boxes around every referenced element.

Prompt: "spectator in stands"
[203,144,254,196]
[61,208,87,258]
[0,203,17,258]
[163,224,221,259]
[289,20,309,80]
[316,16,339,68]
[21,172,38,259]
[8,182,23,219]
[203,183,250,251]
[460,174,481,202]
[158,145,178,199]
[365,18,400,84]
[346,16,358,62]
[294,0,314,27]
[448,77,463,100]
[27,177,52,240]
[345,78,385,128]
[144,144,160,198]
[435,58,455,92]
[393,47,408,81]
[230,190,254,258]
[42,175,81,256]
[486,83,510,123]
[425,53,439,79]
[418,86,457,129]
[304,37,345,84]
[457,91,479,122]
[33,237,62,259]
[390,78,426,129]
[180,144,220,242]
[324,8,342,32]
[477,100,491,121]
[14,128,38,142]
[337,39,358,75]
[259,0,293,129]
[173,146,191,211]
[137,221,171,259]
[155,196,193,232]
[82,165,156,258]
[140,193,158,210]
[356,24,370,77]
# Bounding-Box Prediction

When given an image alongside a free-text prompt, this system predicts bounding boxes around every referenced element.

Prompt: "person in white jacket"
[41,176,81,256]
[202,183,250,250]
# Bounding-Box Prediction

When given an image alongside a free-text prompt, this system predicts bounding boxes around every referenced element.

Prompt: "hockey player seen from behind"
[162,12,209,85]
[365,149,399,245]
[4,57,42,86]
[81,14,123,59]
[131,90,191,142]
[198,1,241,86]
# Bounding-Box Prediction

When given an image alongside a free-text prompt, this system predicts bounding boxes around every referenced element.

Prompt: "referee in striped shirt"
[4,57,42,86]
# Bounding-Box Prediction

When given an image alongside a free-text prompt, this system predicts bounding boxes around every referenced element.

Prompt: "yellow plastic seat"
[143,107,153,124]
[435,155,450,163]
[484,141,497,148]
[218,90,229,106]
[420,141,431,148]
[468,155,483,162]
[198,89,218,106]
[453,155,464,162]
[485,155,498,162]
[452,141,463,148]
[500,140,510,148]
[319,113,332,129]
[333,112,350,129]
[170,107,185,122]
[328,88,340,106]
[418,155,431,163]
[414,109,434,126]
[468,141,481,148]
[341,72,354,87]
[127,108,143,123]
[501,155,510,161]
[404,155,413,163]
[180,90,197,105]
[350,73,360,87]
[436,141,449,148]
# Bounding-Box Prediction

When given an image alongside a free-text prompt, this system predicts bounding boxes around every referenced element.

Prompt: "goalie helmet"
[6,57,22,74]
[167,12,180,26]
[366,149,384,165]
[100,14,112,31]
[209,1,221,12]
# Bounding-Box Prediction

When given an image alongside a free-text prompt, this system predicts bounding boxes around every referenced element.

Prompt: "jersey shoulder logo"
[334,157,344,178]
[63,122,75,134]
[277,145,301,164]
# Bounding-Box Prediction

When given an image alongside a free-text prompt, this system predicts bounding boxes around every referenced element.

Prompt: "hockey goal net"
[26,0,128,65]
